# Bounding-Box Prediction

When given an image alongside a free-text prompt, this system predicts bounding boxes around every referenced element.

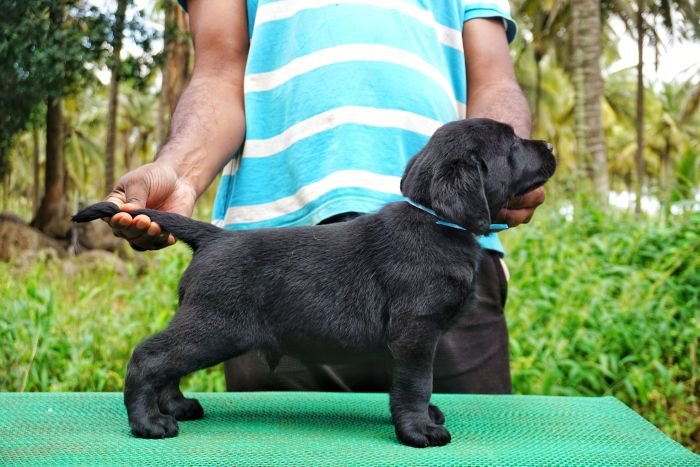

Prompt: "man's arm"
[157,0,249,197]
[463,18,530,137]
[107,0,249,249]
[463,18,543,226]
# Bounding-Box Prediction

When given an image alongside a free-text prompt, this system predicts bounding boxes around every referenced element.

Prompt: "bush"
[503,203,699,450]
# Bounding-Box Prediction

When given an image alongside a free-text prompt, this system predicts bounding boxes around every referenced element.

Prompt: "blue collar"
[403,198,508,234]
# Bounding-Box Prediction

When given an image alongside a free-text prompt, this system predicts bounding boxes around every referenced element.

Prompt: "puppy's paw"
[428,404,445,425]
[396,420,451,448]
[161,397,204,421]
[130,414,179,439]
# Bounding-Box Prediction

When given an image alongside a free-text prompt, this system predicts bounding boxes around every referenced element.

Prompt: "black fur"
[72,118,556,447]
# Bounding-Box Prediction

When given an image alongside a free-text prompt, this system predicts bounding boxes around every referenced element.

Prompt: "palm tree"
[651,80,700,212]
[607,0,700,213]
[571,0,609,201]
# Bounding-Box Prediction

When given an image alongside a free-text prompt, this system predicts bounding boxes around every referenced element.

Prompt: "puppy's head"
[400,118,556,235]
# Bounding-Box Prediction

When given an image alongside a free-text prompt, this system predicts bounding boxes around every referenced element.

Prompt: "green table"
[1,392,698,466]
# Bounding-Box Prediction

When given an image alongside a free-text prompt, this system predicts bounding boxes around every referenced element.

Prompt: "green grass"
[0,204,698,450]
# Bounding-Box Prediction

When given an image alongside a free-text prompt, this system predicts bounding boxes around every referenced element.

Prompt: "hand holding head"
[495,186,546,227]
[401,119,556,234]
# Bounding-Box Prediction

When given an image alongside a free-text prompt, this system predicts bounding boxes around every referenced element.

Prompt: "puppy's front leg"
[388,333,451,448]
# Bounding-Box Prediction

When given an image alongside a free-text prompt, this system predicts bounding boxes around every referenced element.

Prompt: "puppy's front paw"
[428,404,445,425]
[130,414,179,439]
[161,397,204,421]
[396,420,451,448]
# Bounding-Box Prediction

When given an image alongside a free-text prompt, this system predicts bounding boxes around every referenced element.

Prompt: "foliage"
[503,201,699,451]
[0,0,110,174]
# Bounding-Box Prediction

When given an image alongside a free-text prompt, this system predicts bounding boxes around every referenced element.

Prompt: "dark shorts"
[223,213,512,394]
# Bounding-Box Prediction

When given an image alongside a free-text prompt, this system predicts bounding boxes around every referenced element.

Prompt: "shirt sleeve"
[462,0,518,43]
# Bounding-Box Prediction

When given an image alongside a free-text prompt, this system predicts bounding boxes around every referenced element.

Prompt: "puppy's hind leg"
[125,309,249,438]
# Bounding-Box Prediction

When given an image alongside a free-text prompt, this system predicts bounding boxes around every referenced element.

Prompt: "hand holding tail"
[73,201,222,252]
[102,163,197,251]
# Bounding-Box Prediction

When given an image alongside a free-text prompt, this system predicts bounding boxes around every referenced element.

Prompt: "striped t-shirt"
[178,0,517,252]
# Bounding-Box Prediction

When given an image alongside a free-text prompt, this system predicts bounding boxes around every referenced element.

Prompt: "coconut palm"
[571,0,609,201]
[605,0,700,213]
[651,80,700,212]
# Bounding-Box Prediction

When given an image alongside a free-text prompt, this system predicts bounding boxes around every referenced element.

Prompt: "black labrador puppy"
[73,118,556,448]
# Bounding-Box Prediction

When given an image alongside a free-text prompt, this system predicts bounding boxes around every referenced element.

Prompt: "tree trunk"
[1,153,7,211]
[634,0,646,215]
[571,0,609,202]
[31,4,71,237]
[624,173,633,211]
[156,60,168,149]
[105,0,128,195]
[157,1,191,148]
[534,53,543,136]
[31,96,70,238]
[32,124,41,216]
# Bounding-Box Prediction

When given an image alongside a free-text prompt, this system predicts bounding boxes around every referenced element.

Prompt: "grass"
[0,203,698,451]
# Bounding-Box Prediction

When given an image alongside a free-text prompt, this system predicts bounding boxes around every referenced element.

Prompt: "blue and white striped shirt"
[178,0,517,252]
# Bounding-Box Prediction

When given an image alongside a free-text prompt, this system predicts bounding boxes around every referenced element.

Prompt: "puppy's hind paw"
[428,404,445,425]
[161,397,204,421]
[130,414,179,439]
[396,421,451,448]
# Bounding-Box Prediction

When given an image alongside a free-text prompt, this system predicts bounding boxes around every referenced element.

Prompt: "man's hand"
[496,187,546,227]
[105,163,197,251]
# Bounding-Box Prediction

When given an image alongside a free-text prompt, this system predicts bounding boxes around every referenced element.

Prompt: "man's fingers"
[127,232,172,251]
[507,187,546,210]
[495,186,546,227]
[500,207,536,227]
[117,222,173,251]
[109,212,133,231]
[122,177,150,208]
[104,195,126,209]
[132,214,152,231]
[497,187,546,227]
[146,221,162,237]
[106,211,170,249]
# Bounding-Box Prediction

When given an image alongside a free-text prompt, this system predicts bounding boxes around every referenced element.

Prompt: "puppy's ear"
[400,149,432,205]
[400,152,419,193]
[429,156,491,235]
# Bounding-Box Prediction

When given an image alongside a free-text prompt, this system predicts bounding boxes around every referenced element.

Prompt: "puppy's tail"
[72,201,222,251]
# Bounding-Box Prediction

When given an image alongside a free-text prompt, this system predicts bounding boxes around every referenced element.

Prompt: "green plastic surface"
[1,392,698,466]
